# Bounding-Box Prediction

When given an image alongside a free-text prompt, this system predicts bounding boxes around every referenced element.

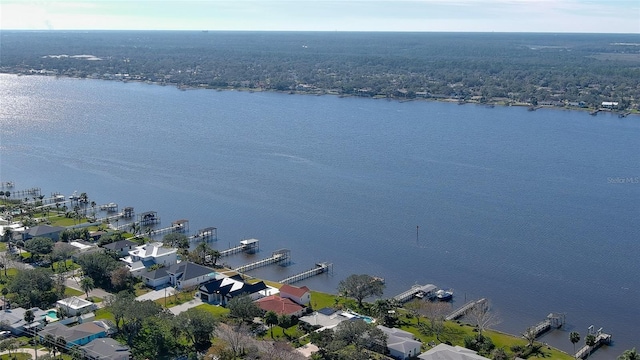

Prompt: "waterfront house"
[601,101,619,109]
[377,325,422,360]
[39,321,107,348]
[299,307,349,331]
[81,337,131,360]
[198,274,278,305]
[279,284,311,306]
[418,343,490,360]
[137,261,217,290]
[120,242,177,275]
[255,295,305,317]
[101,239,137,257]
[22,225,66,241]
[166,261,217,289]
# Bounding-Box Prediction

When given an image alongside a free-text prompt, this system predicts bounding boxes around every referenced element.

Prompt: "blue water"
[1,74,638,356]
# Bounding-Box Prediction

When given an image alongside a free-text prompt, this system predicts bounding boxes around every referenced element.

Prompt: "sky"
[1,0,639,33]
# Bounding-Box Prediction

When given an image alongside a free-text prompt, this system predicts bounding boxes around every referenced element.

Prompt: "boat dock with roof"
[393,284,437,303]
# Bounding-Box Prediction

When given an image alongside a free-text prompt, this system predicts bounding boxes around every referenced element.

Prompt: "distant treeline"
[1,31,639,109]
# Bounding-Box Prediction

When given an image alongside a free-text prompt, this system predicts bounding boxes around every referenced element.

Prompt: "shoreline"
[2,71,637,118]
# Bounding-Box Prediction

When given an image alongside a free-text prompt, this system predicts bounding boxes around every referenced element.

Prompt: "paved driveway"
[169,297,203,315]
[136,286,176,301]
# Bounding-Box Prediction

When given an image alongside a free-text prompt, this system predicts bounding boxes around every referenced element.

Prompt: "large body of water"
[1,74,638,357]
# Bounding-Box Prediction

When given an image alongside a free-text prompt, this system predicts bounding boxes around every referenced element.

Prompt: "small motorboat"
[435,289,453,301]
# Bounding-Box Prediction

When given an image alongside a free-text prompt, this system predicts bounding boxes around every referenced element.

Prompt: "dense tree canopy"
[1,31,638,110]
[337,274,385,307]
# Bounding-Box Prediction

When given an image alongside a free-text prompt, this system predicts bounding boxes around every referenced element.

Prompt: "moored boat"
[435,289,453,301]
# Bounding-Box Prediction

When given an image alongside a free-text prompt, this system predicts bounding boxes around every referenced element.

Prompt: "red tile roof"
[256,295,304,316]
[279,284,310,298]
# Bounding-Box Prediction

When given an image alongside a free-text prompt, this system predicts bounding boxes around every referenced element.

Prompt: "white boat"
[435,289,453,301]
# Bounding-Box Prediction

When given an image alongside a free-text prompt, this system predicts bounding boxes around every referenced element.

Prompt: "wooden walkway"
[446,298,487,321]
[234,249,290,273]
[575,329,612,359]
[279,262,332,284]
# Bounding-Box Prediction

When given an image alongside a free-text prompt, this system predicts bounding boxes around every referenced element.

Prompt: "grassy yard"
[310,291,339,310]
[0,353,31,360]
[64,287,84,297]
[194,303,230,318]
[94,308,115,322]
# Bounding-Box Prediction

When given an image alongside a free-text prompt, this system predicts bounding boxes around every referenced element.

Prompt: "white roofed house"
[57,296,97,316]
[418,343,491,360]
[120,242,177,275]
[279,284,311,306]
[377,325,422,360]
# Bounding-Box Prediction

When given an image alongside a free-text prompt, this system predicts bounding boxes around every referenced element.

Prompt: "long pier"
[234,249,290,273]
[279,262,333,284]
[575,327,612,359]
[220,239,259,257]
[446,298,487,321]
[393,284,437,303]
[8,187,41,198]
[526,313,565,338]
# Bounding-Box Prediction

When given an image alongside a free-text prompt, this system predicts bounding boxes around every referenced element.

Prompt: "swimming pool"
[45,309,59,321]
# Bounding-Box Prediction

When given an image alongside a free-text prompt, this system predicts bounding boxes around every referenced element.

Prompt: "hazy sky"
[1,0,639,33]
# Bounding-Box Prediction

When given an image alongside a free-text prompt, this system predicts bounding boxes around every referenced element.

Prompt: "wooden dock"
[219,238,259,257]
[279,262,332,284]
[145,219,188,237]
[234,249,290,273]
[99,203,118,212]
[9,187,41,198]
[138,211,160,226]
[526,313,565,338]
[393,284,437,303]
[575,327,612,359]
[189,227,217,242]
[446,298,487,321]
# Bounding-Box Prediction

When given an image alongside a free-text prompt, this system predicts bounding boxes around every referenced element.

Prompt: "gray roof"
[167,261,216,282]
[142,267,169,280]
[81,338,131,360]
[27,225,65,237]
[101,239,137,251]
[418,343,491,360]
[40,322,106,343]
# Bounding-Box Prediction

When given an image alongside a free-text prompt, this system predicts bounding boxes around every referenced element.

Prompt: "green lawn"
[310,291,338,310]
[52,260,80,272]
[194,303,230,318]
[0,242,7,251]
[94,308,115,322]
[0,353,31,360]
[64,287,84,297]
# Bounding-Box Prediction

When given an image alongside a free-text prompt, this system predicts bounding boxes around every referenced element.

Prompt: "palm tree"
[44,333,56,357]
[80,276,95,299]
[618,348,640,360]
[210,249,221,266]
[264,310,278,338]
[585,334,597,359]
[55,336,67,358]
[570,331,581,354]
